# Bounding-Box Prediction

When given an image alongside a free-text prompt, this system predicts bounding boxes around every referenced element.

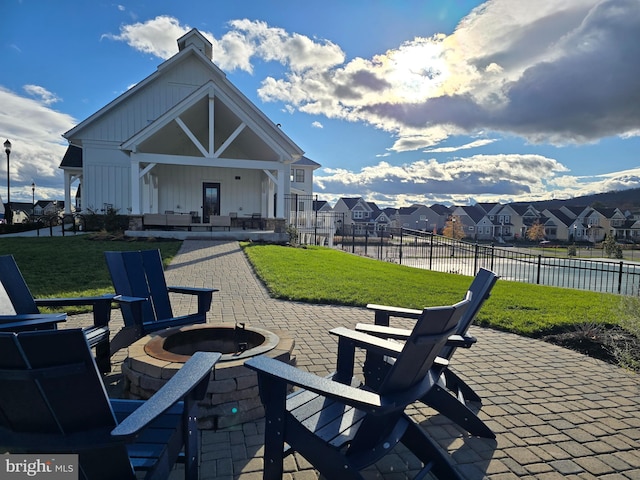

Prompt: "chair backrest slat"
[378,295,471,394]
[439,268,498,361]
[0,329,135,479]
[0,255,39,315]
[140,250,173,320]
[105,249,174,325]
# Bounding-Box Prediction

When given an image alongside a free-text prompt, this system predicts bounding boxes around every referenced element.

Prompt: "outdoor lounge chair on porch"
[105,249,217,342]
[245,295,471,480]
[356,267,499,438]
[0,254,114,373]
[0,328,220,480]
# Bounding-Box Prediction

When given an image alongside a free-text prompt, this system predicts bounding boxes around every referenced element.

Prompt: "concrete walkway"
[73,240,640,479]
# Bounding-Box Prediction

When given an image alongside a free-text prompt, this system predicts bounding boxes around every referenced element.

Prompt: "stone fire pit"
[122,323,295,429]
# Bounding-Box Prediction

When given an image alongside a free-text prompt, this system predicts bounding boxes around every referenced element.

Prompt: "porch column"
[131,157,141,214]
[276,166,285,218]
[63,171,72,214]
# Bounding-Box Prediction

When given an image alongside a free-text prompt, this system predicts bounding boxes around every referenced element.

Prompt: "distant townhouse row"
[314,197,640,244]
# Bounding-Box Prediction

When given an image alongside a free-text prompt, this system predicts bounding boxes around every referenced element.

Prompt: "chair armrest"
[111,351,220,440]
[354,323,412,340]
[35,294,115,328]
[366,303,422,326]
[0,314,67,331]
[446,334,476,348]
[245,356,384,412]
[112,295,147,304]
[330,327,404,357]
[167,286,218,314]
[329,327,404,383]
[167,286,218,295]
[356,324,476,348]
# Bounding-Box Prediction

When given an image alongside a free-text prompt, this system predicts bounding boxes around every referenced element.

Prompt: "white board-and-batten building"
[60,28,318,231]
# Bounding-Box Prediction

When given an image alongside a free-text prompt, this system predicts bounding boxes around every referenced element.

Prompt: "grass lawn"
[242,243,623,337]
[0,236,627,341]
[0,236,182,298]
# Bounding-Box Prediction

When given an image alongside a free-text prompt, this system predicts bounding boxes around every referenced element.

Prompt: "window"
[353,211,363,219]
[295,169,305,183]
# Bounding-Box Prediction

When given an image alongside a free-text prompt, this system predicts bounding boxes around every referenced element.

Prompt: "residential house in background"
[391,204,444,232]
[541,208,574,242]
[333,197,389,235]
[450,205,487,240]
[60,29,308,229]
[298,195,640,245]
[368,202,391,234]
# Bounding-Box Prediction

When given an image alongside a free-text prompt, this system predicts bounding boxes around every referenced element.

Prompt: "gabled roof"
[543,208,573,227]
[397,206,419,215]
[562,205,587,217]
[293,156,321,168]
[383,207,397,217]
[429,204,451,215]
[506,203,538,216]
[476,202,500,214]
[63,29,303,163]
[455,205,486,223]
[313,200,330,211]
[339,197,369,210]
[367,202,383,217]
[590,207,624,218]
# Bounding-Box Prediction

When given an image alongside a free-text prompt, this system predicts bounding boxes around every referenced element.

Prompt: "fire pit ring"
[145,323,280,363]
[122,323,295,429]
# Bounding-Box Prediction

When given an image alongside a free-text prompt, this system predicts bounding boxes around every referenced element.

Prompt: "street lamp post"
[31,181,35,219]
[4,139,11,224]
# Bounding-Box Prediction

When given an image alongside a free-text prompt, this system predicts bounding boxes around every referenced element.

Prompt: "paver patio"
[71,240,640,479]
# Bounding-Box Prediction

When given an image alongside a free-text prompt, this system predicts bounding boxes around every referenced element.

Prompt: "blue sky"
[2,0,640,208]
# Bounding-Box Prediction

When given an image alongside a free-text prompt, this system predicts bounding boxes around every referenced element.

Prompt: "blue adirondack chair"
[0,254,114,373]
[245,295,471,480]
[104,249,217,341]
[0,328,220,480]
[356,267,499,438]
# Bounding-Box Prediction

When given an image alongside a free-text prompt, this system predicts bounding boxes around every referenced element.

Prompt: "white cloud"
[0,87,75,201]
[23,85,61,106]
[251,0,639,151]
[314,154,567,203]
[99,8,640,207]
[104,4,640,152]
[423,138,498,153]
[311,121,323,129]
[102,15,188,59]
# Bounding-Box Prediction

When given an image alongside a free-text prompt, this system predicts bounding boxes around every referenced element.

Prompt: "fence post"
[618,261,624,294]
[364,228,369,256]
[474,243,479,273]
[490,244,495,271]
[352,227,355,254]
[399,228,403,265]
[429,232,434,270]
[537,255,542,284]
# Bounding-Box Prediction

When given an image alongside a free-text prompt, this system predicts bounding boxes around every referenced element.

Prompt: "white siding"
[79,57,214,143]
[150,165,264,217]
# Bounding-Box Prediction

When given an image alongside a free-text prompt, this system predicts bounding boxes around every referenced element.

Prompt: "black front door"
[202,183,220,223]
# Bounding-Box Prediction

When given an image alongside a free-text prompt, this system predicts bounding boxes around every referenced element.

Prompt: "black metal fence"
[334,226,640,296]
